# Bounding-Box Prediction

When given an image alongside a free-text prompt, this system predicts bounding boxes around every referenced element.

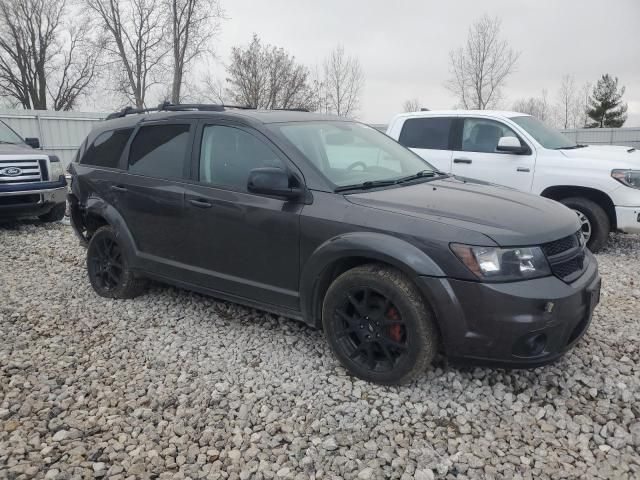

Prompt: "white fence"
[0,109,107,165]
[560,127,640,149]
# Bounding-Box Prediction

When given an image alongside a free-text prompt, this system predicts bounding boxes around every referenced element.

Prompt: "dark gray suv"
[68,104,601,384]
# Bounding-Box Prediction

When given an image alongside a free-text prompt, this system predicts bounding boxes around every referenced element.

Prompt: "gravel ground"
[1,222,639,480]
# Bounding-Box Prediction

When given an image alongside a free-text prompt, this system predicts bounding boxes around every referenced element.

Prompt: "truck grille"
[541,232,586,282]
[0,159,45,184]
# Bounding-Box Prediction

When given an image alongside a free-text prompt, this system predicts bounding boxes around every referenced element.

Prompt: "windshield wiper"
[556,144,586,150]
[396,170,448,183]
[335,179,398,192]
[0,141,17,145]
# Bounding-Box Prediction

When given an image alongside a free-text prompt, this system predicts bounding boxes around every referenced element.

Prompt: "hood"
[560,144,640,168]
[345,177,580,246]
[0,143,39,155]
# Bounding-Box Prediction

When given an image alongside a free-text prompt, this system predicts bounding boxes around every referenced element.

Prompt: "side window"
[461,118,520,153]
[81,128,133,168]
[199,125,283,191]
[128,124,191,179]
[398,117,453,150]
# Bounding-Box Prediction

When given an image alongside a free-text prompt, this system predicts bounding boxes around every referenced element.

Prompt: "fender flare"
[84,196,140,268]
[299,231,445,328]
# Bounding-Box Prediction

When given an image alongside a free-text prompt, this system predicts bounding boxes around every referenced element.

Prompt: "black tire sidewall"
[560,197,609,252]
[322,266,435,385]
[39,203,65,223]
[87,226,140,299]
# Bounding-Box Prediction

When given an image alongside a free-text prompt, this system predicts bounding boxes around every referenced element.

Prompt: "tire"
[559,197,610,253]
[322,264,438,385]
[38,203,65,223]
[87,225,146,299]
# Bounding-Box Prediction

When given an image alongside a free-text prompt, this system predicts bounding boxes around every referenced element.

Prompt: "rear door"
[395,116,455,172]
[116,120,194,262]
[451,117,536,191]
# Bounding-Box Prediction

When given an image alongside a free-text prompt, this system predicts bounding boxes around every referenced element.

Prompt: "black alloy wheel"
[323,264,438,385]
[334,287,409,372]
[87,225,146,299]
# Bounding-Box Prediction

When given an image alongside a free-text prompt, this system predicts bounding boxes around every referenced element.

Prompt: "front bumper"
[0,182,67,219]
[418,251,600,368]
[615,206,640,233]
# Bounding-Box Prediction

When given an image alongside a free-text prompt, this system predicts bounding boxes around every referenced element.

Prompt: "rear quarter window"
[398,117,453,150]
[81,128,133,168]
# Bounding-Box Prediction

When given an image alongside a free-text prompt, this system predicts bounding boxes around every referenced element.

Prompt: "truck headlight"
[451,244,551,281]
[611,169,640,189]
[49,156,65,181]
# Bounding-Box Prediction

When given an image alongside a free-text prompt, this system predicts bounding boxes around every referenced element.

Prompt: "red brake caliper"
[386,307,403,343]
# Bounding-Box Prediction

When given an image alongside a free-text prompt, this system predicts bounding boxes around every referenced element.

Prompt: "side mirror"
[247,167,302,199]
[24,137,40,149]
[496,136,527,154]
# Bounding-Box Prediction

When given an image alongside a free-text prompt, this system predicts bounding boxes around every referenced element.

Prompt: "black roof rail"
[105,102,309,119]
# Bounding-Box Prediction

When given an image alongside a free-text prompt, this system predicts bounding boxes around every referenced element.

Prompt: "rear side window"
[81,128,133,168]
[128,124,191,179]
[398,117,452,150]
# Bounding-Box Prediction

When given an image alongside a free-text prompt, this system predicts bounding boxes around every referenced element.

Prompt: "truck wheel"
[87,225,147,299]
[560,197,610,253]
[38,203,65,223]
[322,264,437,385]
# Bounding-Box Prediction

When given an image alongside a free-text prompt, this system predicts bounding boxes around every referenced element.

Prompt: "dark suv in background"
[0,120,66,222]
[68,104,601,384]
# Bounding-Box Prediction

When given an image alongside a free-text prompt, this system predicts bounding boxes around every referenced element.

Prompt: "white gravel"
[1,222,639,479]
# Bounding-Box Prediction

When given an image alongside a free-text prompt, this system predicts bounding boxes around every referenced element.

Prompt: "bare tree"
[167,0,223,103]
[512,90,552,122]
[320,45,364,117]
[556,74,582,129]
[402,98,421,113]
[226,34,317,110]
[446,15,519,110]
[0,0,101,110]
[87,0,169,108]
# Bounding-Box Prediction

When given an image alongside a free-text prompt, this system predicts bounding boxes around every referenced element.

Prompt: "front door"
[451,117,536,192]
[181,122,302,310]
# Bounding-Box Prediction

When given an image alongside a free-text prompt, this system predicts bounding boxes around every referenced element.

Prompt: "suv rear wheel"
[559,197,610,253]
[87,225,146,299]
[322,264,437,385]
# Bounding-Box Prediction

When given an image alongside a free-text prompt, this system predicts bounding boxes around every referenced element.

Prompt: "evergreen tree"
[586,75,627,128]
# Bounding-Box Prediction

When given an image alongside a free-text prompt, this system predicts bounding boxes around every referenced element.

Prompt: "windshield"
[269,121,435,188]
[511,115,576,149]
[0,120,24,144]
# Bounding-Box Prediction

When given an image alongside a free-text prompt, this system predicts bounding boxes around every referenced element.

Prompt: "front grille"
[0,159,43,184]
[542,232,587,282]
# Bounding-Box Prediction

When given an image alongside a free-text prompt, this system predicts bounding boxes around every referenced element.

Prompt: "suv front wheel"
[87,225,147,299]
[559,197,610,253]
[322,264,437,385]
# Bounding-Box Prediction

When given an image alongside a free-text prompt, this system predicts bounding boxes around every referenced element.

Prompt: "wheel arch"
[299,232,445,329]
[540,185,617,230]
[71,195,138,263]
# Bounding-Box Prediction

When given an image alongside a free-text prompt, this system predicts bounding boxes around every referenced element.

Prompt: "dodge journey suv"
[68,104,601,384]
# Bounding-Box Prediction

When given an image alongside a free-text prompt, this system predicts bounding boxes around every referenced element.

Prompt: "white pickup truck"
[386,110,640,252]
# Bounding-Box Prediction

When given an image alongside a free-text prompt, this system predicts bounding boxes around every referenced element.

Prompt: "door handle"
[453,158,472,164]
[110,185,127,192]
[189,198,212,208]
[517,167,530,172]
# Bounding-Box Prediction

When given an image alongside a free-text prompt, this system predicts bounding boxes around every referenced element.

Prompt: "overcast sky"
[207,0,640,126]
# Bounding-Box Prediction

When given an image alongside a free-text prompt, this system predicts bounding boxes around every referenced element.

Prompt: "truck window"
[398,117,453,150]
[82,129,133,168]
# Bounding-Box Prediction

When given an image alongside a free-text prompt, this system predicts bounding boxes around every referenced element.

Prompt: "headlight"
[611,169,640,189]
[451,244,551,281]
[49,156,65,180]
